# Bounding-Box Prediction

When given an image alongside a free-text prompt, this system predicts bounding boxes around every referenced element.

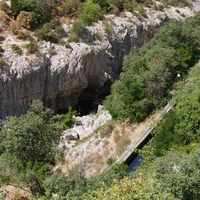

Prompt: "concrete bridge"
[115,103,174,164]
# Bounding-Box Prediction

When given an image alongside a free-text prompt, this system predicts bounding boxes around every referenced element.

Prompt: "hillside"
[0,0,200,199]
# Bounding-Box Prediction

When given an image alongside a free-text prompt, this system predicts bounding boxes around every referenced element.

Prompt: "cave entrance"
[78,100,96,116]
[77,85,99,116]
[77,81,111,116]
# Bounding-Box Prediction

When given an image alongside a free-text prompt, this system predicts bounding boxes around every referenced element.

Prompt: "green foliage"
[10,0,20,15]
[103,20,114,34]
[26,41,38,54]
[81,170,173,199]
[65,163,128,199]
[106,157,115,166]
[35,19,64,43]
[0,100,62,165]
[0,100,63,195]
[93,0,109,8]
[43,174,71,199]
[126,148,200,200]
[10,0,56,23]
[138,6,146,16]
[152,64,200,156]
[149,149,200,199]
[60,0,80,17]
[11,44,22,55]
[77,2,104,25]
[0,59,9,69]
[158,0,190,7]
[104,12,200,122]
[71,20,86,37]
[57,106,76,130]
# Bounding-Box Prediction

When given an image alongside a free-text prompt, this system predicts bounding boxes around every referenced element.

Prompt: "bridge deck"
[115,104,174,164]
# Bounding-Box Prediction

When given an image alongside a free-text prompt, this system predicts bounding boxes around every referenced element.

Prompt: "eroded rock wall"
[0,4,199,118]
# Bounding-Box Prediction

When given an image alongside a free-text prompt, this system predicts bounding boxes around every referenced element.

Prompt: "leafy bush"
[77,2,104,25]
[152,64,200,156]
[103,20,114,34]
[43,174,71,198]
[158,0,190,7]
[60,0,81,17]
[26,41,38,54]
[57,106,76,131]
[11,44,22,55]
[93,0,109,8]
[138,6,146,16]
[68,32,79,43]
[71,20,86,37]
[35,23,57,43]
[0,59,8,69]
[35,19,65,43]
[0,100,63,196]
[10,0,55,23]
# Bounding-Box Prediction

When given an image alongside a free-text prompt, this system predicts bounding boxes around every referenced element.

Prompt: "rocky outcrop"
[0,4,200,118]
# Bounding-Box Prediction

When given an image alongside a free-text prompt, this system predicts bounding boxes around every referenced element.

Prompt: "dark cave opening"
[78,100,96,116]
[77,80,112,116]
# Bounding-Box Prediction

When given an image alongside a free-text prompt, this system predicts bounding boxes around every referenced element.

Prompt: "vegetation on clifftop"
[104,12,200,122]
[0,0,195,44]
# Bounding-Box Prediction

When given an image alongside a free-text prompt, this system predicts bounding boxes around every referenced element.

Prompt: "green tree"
[77,2,104,25]
[151,63,200,156]
[11,0,59,23]
[152,149,200,200]
[104,12,200,123]
[0,100,63,196]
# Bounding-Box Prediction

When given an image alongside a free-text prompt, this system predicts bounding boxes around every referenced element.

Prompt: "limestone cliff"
[0,4,200,118]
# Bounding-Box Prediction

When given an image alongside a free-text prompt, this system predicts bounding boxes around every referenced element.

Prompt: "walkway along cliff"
[115,103,174,164]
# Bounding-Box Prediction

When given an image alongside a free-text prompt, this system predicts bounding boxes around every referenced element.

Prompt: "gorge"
[1,4,199,119]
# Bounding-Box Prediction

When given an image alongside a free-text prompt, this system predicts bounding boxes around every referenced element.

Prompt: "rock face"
[0,4,200,118]
[60,105,112,149]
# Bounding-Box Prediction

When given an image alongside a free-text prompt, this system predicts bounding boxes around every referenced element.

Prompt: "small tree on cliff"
[0,100,67,196]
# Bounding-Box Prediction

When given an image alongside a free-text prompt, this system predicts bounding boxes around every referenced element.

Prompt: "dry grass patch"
[99,122,114,138]
[0,11,10,32]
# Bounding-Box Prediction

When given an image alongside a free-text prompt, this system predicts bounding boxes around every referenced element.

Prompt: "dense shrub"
[0,59,8,69]
[60,0,81,17]
[158,0,190,7]
[26,41,38,54]
[71,20,86,37]
[0,100,63,196]
[11,44,22,55]
[77,2,104,25]
[104,12,200,122]
[10,0,59,23]
[43,174,71,198]
[16,11,33,28]
[35,19,64,43]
